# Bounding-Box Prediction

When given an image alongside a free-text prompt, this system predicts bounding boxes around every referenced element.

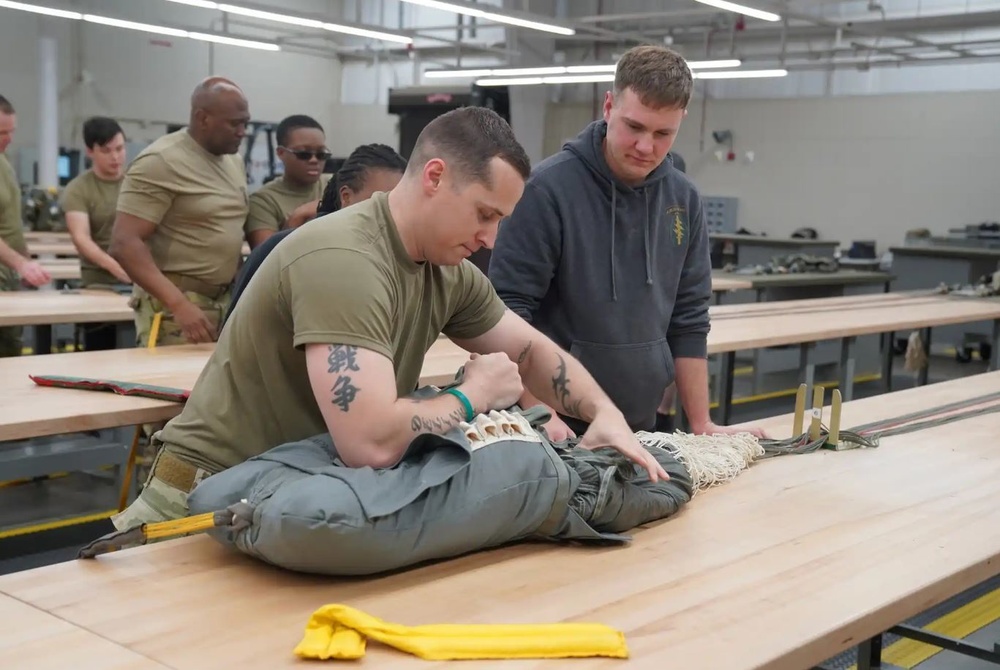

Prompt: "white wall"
[0,0,342,170]
[544,90,1000,253]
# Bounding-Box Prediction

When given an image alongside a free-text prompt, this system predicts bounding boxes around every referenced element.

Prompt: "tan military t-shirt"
[0,154,27,258]
[116,130,249,287]
[161,191,506,473]
[60,169,123,286]
[246,174,330,234]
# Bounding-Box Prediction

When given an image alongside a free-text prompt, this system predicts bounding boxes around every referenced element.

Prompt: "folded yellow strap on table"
[294,603,629,661]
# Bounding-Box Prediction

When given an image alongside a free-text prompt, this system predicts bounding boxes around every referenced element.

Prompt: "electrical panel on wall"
[702,196,738,234]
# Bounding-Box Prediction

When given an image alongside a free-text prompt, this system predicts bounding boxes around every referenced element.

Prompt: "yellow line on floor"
[0,509,115,540]
[846,587,1000,670]
[729,373,883,406]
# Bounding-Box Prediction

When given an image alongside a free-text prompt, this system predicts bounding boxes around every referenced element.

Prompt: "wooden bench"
[0,288,133,353]
[1,371,998,668]
[3,292,998,439]
[0,593,168,669]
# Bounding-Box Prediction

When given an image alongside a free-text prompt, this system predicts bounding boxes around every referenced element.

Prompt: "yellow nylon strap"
[142,512,217,541]
[293,603,629,661]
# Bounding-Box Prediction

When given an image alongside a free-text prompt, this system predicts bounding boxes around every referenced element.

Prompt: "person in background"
[244,114,330,249]
[0,94,51,357]
[110,77,251,346]
[222,142,406,327]
[61,116,130,351]
[488,45,765,440]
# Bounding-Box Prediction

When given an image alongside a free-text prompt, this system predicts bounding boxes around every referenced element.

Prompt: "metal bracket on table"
[791,383,843,447]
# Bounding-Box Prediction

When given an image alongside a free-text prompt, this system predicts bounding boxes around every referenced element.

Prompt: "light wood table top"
[706,292,1000,351]
[0,339,467,442]
[0,344,213,441]
[38,258,82,281]
[24,231,71,243]
[0,289,132,327]
[5,294,1000,442]
[2,372,998,669]
[710,275,752,291]
[713,268,892,288]
[0,593,168,669]
[29,241,79,256]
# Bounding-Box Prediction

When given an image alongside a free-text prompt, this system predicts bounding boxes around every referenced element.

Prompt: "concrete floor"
[0,350,997,670]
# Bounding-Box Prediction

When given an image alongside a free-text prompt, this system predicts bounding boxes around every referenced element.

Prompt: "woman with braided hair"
[222,143,406,327]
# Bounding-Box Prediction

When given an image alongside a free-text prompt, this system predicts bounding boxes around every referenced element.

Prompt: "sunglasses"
[280,147,332,161]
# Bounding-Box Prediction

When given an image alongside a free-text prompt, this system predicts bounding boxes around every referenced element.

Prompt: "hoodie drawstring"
[643,189,652,286]
[610,186,654,300]
[610,186,617,301]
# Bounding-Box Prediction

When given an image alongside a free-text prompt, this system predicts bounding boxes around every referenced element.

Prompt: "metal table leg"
[35,324,52,355]
[881,330,894,393]
[713,351,736,425]
[856,635,883,670]
[799,342,816,400]
[991,319,1000,371]
[839,336,857,401]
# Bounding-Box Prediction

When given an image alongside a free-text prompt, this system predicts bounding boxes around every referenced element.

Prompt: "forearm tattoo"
[516,340,533,365]
[410,408,466,434]
[327,344,361,412]
[552,354,583,418]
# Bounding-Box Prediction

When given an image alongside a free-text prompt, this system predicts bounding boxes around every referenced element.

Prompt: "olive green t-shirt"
[116,129,249,287]
[160,191,506,473]
[246,174,330,234]
[0,154,26,258]
[60,169,123,286]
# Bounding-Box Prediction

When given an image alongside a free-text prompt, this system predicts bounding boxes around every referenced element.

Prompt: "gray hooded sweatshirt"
[488,120,712,432]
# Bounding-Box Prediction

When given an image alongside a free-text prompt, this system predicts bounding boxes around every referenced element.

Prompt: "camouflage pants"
[0,265,22,358]
[130,285,231,347]
[111,445,214,531]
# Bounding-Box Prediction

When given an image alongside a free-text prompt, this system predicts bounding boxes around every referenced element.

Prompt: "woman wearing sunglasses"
[245,114,331,249]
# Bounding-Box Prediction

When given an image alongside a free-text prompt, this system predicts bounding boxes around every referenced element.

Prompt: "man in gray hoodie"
[489,45,764,440]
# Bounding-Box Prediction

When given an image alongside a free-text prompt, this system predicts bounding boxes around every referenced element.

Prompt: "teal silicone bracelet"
[444,388,475,422]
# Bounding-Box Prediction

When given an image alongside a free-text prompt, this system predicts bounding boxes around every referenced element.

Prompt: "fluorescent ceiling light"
[188,31,280,50]
[694,0,781,22]
[165,0,218,8]
[166,0,413,44]
[688,59,743,69]
[0,0,279,50]
[477,74,615,86]
[693,68,788,79]
[476,68,788,86]
[426,59,743,78]
[0,0,80,19]
[83,15,191,37]
[400,0,575,36]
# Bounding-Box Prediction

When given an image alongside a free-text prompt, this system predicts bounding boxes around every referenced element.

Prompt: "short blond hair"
[614,45,692,110]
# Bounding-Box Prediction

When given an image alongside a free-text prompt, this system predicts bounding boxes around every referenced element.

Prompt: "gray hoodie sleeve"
[666,197,712,358]
[488,181,562,323]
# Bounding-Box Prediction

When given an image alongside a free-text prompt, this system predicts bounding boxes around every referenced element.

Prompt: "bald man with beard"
[111,77,252,346]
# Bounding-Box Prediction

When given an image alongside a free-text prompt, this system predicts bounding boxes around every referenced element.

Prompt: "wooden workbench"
[0,593,167,669]
[0,289,132,327]
[1,371,998,669]
[37,258,81,281]
[0,339,469,443]
[712,268,892,291]
[3,292,999,442]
